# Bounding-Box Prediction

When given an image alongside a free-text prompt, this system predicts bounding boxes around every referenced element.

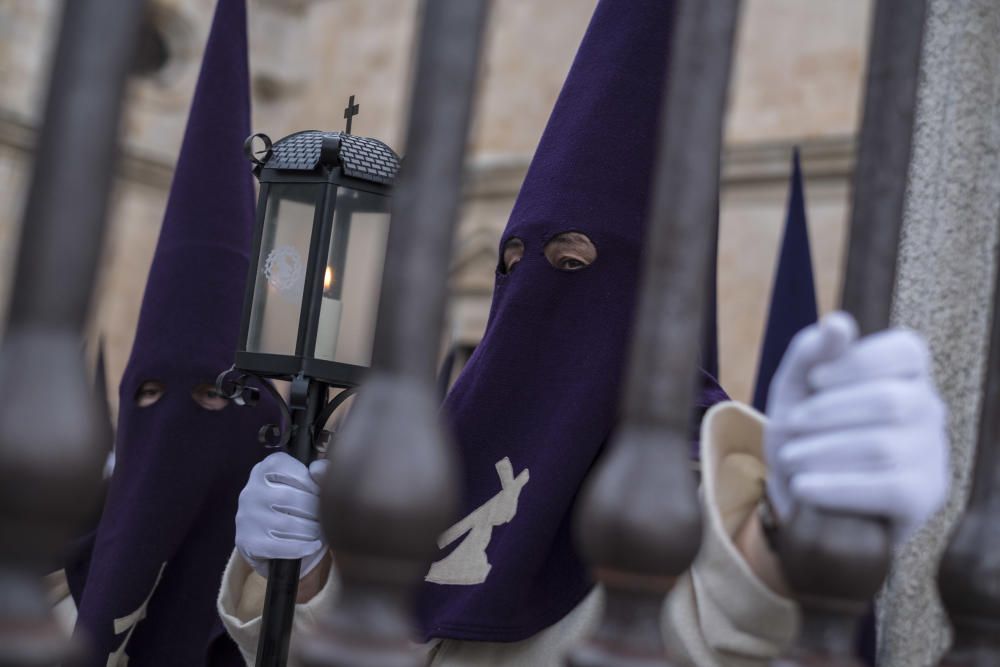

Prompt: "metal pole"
[255,376,325,667]
[566,1,742,665]
[0,0,145,664]
[296,1,491,665]
[937,228,1000,666]
[840,0,927,338]
[774,1,927,664]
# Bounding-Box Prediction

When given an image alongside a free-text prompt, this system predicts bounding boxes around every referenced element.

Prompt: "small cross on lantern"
[344,95,360,134]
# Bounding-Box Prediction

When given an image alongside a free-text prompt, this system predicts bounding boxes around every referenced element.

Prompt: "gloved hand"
[236,452,330,578]
[764,311,949,543]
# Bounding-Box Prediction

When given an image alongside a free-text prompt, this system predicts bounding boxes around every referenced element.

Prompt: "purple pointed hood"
[418,0,726,642]
[70,1,279,663]
[752,149,818,411]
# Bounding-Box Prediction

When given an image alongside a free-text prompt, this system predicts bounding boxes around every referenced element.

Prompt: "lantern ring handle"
[215,365,257,405]
[215,365,294,449]
[243,132,272,167]
[252,375,293,450]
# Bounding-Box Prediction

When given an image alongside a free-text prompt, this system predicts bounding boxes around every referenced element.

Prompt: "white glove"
[236,452,330,578]
[764,311,949,543]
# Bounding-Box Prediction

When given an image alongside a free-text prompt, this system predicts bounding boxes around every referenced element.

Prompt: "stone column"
[882,1,1000,665]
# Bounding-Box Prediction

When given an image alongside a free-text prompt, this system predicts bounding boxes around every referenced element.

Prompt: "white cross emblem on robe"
[425,457,530,586]
[105,562,166,667]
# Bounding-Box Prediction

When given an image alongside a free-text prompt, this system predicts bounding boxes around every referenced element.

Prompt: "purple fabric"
[418,0,726,642]
[858,606,878,666]
[703,200,722,381]
[68,1,278,664]
[752,148,818,411]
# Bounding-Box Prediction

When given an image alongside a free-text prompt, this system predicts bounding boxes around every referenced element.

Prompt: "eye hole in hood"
[135,380,165,408]
[499,232,599,275]
[500,237,525,274]
[132,379,231,411]
[544,231,596,271]
[191,382,229,411]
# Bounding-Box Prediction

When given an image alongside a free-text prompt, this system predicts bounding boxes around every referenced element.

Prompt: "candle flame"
[324,266,334,291]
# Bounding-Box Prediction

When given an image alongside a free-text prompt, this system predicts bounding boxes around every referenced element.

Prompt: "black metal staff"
[0,0,146,665]
[566,1,743,665]
[252,377,325,667]
[217,100,402,666]
[773,1,927,665]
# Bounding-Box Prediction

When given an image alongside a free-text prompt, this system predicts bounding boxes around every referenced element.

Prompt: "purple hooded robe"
[66,1,279,663]
[418,0,727,643]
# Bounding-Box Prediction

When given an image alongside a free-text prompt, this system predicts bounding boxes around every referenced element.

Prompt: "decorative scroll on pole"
[773,1,927,664]
[937,237,1000,663]
[0,0,145,665]
[295,1,491,666]
[566,1,742,665]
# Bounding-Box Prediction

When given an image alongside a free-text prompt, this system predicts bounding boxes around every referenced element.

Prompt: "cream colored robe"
[218,402,799,666]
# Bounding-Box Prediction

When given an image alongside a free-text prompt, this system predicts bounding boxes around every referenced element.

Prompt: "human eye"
[558,256,586,270]
[135,380,165,407]
[545,232,596,271]
[192,383,229,411]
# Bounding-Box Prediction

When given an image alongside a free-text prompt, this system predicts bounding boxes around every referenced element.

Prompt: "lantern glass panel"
[313,187,391,366]
[246,183,322,357]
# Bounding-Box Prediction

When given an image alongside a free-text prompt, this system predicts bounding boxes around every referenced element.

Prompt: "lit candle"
[315,266,343,361]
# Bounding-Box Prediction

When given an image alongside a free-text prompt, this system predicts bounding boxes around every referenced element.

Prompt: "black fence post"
[566,1,743,665]
[774,1,928,665]
[296,2,492,665]
[0,0,146,664]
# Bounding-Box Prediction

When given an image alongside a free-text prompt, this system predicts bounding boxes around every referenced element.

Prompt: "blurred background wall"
[0,0,871,416]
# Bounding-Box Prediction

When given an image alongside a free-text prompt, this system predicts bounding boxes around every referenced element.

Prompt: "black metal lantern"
[216,104,402,667]
[236,126,398,389]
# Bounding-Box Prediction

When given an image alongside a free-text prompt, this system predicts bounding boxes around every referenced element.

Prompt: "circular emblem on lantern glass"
[264,245,305,295]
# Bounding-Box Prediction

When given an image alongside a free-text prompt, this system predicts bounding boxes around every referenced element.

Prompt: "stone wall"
[880,1,1000,664]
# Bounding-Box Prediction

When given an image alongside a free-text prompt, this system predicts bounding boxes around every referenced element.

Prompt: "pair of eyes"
[500,232,598,274]
[135,381,228,411]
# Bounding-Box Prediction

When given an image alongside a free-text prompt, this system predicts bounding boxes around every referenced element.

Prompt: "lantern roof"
[266,130,401,185]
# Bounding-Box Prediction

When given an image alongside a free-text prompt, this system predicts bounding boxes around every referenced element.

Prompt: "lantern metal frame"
[215,125,400,667]
[233,131,395,390]
[217,128,399,451]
